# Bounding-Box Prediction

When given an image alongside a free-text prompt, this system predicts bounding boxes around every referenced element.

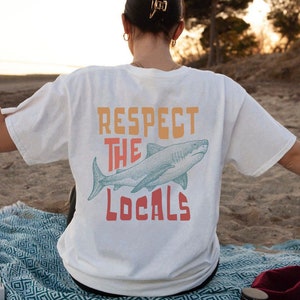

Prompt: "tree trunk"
[207,0,218,67]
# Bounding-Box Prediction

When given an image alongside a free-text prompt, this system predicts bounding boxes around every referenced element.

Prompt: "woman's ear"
[173,20,185,41]
[122,14,131,34]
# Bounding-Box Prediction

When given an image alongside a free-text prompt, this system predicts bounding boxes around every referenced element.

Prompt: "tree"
[184,0,211,20]
[201,16,258,62]
[268,0,300,51]
[184,0,256,66]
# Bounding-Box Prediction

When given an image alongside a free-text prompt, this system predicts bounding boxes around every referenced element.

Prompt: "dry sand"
[0,54,299,247]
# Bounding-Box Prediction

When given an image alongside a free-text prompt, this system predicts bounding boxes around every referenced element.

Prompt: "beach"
[0,57,299,247]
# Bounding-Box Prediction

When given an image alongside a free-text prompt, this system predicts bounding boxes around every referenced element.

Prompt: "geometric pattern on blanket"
[0,202,299,300]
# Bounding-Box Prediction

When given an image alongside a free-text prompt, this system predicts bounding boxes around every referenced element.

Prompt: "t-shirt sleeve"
[225,92,296,176]
[5,75,69,165]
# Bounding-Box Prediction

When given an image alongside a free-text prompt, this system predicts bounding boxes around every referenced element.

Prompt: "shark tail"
[88,157,106,201]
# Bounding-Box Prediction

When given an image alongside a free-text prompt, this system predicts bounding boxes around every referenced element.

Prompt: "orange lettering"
[128,107,139,135]
[114,107,125,134]
[172,107,184,139]
[142,107,154,137]
[158,107,169,139]
[186,107,199,135]
[98,107,111,134]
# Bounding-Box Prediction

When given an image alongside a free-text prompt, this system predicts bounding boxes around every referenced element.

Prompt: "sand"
[0,66,299,247]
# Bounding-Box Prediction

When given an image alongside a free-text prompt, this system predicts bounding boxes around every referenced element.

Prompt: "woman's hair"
[124,0,184,38]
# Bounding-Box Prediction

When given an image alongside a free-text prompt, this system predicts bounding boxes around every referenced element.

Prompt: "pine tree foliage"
[267,0,300,51]
[184,0,258,65]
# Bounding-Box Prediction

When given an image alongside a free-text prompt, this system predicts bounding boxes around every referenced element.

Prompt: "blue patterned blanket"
[0,202,299,300]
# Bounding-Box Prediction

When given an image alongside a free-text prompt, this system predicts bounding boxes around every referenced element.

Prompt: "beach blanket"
[0,202,299,300]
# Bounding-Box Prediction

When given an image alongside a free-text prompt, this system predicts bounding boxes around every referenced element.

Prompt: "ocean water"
[0,61,80,75]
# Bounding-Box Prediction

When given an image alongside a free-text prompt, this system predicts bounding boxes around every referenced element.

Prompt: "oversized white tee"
[4,65,296,296]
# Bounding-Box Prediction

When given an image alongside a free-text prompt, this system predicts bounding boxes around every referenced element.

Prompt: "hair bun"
[124,0,183,37]
[149,0,168,19]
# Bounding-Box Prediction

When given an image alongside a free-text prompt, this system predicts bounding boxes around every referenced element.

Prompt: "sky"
[0,0,271,75]
[244,0,269,32]
[0,0,131,74]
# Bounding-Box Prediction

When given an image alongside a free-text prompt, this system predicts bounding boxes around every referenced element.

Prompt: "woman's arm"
[0,108,17,152]
[278,140,300,176]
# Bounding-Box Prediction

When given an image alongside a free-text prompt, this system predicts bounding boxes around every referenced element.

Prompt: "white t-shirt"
[5,65,296,296]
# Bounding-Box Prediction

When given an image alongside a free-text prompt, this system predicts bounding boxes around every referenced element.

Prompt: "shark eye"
[192,142,199,149]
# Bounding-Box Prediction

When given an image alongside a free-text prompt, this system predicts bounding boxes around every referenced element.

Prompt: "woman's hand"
[0,107,5,122]
[0,108,17,152]
[278,140,300,176]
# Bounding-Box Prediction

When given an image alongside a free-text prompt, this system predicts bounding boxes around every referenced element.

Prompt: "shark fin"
[173,173,188,190]
[113,185,122,191]
[146,143,165,158]
[88,158,106,201]
[131,164,174,193]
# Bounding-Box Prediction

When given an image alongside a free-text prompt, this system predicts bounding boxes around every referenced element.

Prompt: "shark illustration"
[88,139,209,200]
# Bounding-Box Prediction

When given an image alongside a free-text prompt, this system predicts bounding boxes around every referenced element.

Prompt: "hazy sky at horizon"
[0,0,270,75]
[0,0,131,74]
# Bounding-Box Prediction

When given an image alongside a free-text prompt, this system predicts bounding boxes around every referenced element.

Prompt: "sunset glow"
[0,0,279,75]
[244,0,280,52]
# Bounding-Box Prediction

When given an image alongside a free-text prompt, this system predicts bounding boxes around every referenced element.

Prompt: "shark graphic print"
[88,140,209,200]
